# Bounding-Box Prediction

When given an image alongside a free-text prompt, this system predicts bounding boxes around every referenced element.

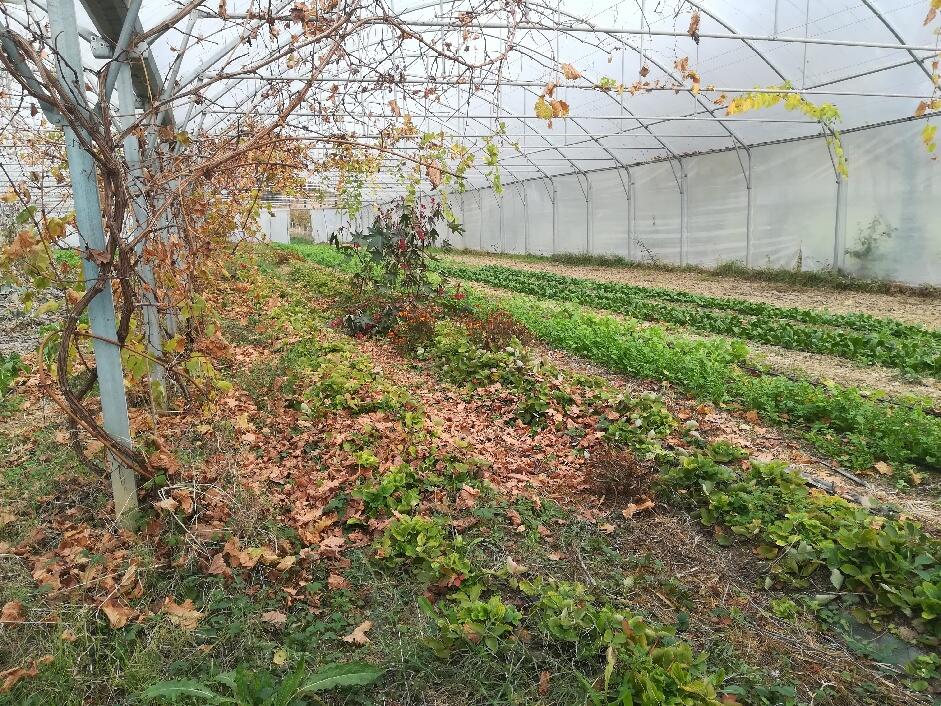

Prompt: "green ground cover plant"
[663,452,941,640]
[285,247,941,647]
[279,248,939,698]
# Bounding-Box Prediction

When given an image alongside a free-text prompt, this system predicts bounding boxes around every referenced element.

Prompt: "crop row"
[397,298,941,639]
[279,247,941,644]
[439,262,941,377]
[258,253,739,704]
[288,243,941,473]
[443,258,941,342]
[460,290,941,473]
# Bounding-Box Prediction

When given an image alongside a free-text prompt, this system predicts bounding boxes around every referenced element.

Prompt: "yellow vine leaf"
[534,96,554,121]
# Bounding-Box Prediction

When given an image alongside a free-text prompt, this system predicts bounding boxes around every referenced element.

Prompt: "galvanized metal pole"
[585,176,593,254]
[834,174,848,272]
[627,169,635,262]
[745,157,754,267]
[551,178,558,254]
[116,63,166,408]
[679,161,689,266]
[47,0,138,520]
[498,189,505,253]
[521,185,529,254]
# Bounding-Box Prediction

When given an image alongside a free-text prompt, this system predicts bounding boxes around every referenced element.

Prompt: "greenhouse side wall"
[307,121,941,286]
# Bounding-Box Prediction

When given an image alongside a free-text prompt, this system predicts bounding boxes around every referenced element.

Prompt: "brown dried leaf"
[207,553,229,575]
[101,600,136,629]
[426,164,442,189]
[1,601,24,624]
[456,484,480,510]
[342,620,372,645]
[561,63,581,80]
[687,11,701,44]
[538,670,551,695]
[622,499,655,519]
[163,598,203,630]
[328,573,350,590]
[0,656,53,694]
[261,610,287,625]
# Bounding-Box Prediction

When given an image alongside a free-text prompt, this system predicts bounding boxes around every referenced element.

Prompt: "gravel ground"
[0,285,55,357]
[447,252,941,331]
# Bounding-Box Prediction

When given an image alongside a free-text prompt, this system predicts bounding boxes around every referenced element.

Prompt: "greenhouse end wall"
[309,122,941,287]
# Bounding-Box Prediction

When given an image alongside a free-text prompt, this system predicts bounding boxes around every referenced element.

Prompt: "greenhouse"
[1,0,941,704]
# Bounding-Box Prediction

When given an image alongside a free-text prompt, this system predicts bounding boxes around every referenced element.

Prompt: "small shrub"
[388,306,438,353]
[355,464,422,516]
[377,515,471,581]
[418,583,522,655]
[463,310,532,352]
[0,352,24,403]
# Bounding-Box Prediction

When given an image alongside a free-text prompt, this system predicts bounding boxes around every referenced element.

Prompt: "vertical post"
[522,184,529,254]
[476,191,483,251]
[498,188,505,253]
[551,178,558,254]
[585,176,593,255]
[745,156,754,268]
[627,168,635,262]
[833,173,848,272]
[679,162,689,266]
[117,64,165,409]
[146,123,179,339]
[47,0,137,520]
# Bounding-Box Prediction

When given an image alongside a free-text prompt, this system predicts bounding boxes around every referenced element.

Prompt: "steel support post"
[745,157,754,268]
[585,176,593,255]
[116,64,165,408]
[834,174,848,272]
[679,163,689,266]
[521,185,529,254]
[498,189,505,253]
[551,179,558,254]
[627,169,635,262]
[47,0,138,520]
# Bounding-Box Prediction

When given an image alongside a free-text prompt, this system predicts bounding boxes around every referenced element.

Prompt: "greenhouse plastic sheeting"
[523,180,555,255]
[442,135,934,284]
[686,152,749,268]
[841,121,941,286]
[632,162,682,265]
[588,171,630,258]
[309,128,941,286]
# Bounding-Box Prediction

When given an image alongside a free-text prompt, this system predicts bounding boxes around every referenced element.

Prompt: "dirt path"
[748,342,941,404]
[446,252,941,331]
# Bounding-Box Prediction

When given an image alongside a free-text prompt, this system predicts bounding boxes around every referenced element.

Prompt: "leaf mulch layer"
[0,257,935,705]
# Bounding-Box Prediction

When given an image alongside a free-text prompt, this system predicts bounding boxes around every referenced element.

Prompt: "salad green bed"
[439,262,941,376]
